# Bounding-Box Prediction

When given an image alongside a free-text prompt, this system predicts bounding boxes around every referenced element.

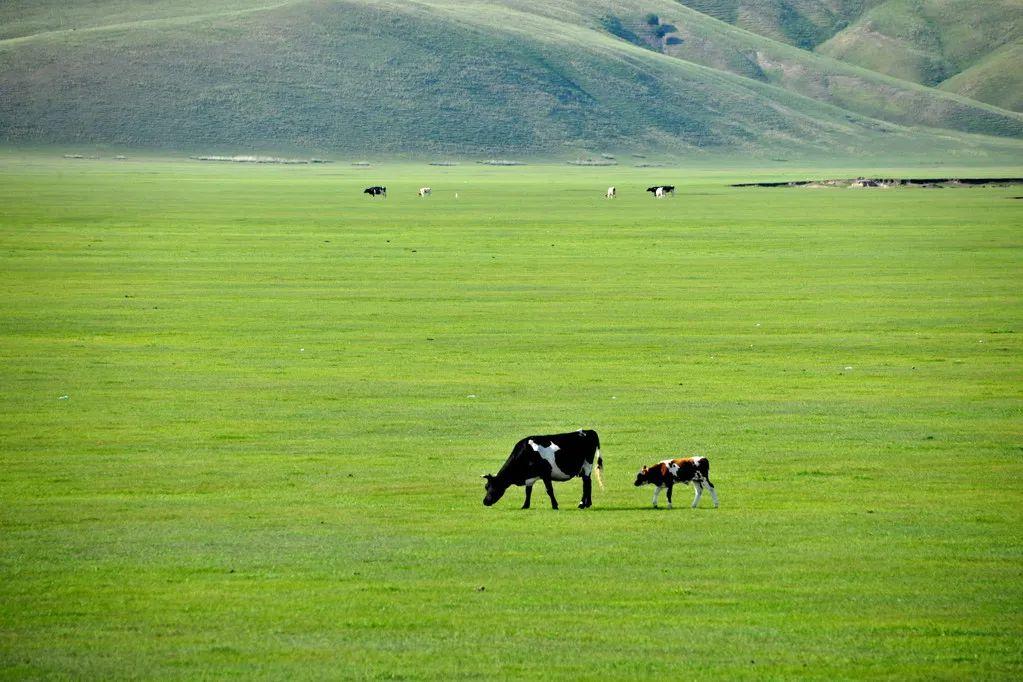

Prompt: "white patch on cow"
[528,440,570,480]
[655,187,665,198]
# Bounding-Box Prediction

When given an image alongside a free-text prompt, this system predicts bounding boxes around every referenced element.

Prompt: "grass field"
[1,153,1021,679]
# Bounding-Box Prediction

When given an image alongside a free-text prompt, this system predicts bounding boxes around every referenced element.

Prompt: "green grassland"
[1,154,1022,679]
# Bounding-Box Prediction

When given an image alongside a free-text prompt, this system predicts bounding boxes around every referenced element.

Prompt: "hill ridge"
[0,1,296,47]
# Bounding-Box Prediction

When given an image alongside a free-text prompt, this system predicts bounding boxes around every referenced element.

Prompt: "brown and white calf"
[633,456,718,508]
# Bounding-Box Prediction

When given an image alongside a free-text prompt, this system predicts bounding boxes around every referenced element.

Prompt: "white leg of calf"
[709,484,719,508]
[652,486,662,508]
[692,483,703,508]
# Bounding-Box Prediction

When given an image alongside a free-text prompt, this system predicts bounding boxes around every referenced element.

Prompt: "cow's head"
[482,474,507,506]
[634,465,653,487]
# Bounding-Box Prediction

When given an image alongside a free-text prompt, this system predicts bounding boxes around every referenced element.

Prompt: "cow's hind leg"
[522,484,533,510]
[579,475,592,509]
[542,476,559,510]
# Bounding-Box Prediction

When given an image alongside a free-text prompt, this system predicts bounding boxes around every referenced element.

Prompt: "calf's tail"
[595,449,605,490]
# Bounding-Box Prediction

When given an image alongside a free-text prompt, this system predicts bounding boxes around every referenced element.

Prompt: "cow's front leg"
[542,476,559,510]
[579,475,592,509]
[652,485,663,508]
[522,484,533,510]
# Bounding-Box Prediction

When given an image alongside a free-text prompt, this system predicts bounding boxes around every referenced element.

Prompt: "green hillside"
[939,42,1023,113]
[674,0,883,49]
[0,0,1021,157]
[603,1,1022,139]
[815,0,1023,111]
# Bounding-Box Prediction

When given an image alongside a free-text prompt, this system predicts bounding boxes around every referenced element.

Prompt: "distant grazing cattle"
[634,456,718,508]
[647,185,676,197]
[363,186,387,198]
[418,187,432,197]
[482,429,603,509]
[606,186,616,198]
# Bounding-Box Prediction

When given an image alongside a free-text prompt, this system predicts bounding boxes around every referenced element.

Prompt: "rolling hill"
[815,0,1023,111]
[0,0,1021,159]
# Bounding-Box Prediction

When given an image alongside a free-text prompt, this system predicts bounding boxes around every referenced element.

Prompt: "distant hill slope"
[815,0,1023,111]
[0,0,1021,158]
[673,0,883,49]
[938,43,1023,113]
[671,0,1023,113]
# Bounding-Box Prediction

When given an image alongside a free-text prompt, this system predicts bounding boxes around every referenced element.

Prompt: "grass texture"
[1,155,1021,679]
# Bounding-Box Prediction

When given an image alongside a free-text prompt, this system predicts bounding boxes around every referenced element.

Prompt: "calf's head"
[634,465,653,487]
[481,474,508,506]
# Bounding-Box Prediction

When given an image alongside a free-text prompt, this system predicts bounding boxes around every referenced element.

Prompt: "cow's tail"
[585,430,605,490]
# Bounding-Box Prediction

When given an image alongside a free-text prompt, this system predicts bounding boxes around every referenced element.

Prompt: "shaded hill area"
[0,0,1021,158]
[816,0,1023,112]
[672,0,1023,113]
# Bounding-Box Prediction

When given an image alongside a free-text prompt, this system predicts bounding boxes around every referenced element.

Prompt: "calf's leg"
[705,479,719,507]
[692,479,704,508]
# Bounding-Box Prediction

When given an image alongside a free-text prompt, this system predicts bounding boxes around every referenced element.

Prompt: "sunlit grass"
[1,155,1021,679]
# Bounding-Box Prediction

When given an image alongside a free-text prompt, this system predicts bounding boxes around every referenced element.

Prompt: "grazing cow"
[606,186,616,199]
[418,187,432,197]
[482,429,603,509]
[363,186,387,198]
[634,456,718,508]
[646,185,675,198]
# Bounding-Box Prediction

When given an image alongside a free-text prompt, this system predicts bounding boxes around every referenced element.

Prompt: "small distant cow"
[418,187,432,197]
[646,185,675,198]
[363,186,387,198]
[483,429,603,509]
[634,456,718,508]
[606,186,616,199]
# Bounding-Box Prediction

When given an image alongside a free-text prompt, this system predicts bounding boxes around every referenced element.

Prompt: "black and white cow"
[646,185,676,197]
[606,186,616,199]
[633,456,718,508]
[482,429,603,509]
[363,186,387,198]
